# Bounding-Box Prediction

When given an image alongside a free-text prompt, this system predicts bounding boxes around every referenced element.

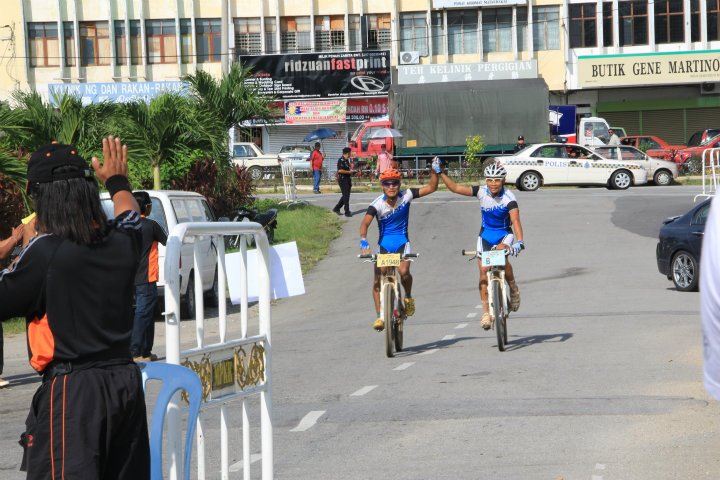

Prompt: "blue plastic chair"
[140,362,203,480]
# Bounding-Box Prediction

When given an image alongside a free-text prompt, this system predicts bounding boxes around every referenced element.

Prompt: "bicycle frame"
[486,267,509,323]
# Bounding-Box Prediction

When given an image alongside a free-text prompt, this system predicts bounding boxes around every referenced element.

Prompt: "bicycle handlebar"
[461,248,511,257]
[358,253,419,260]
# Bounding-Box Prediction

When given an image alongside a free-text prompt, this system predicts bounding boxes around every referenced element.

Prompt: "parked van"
[100,190,219,319]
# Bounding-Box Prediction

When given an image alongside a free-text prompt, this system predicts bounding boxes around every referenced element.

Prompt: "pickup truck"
[231,142,280,180]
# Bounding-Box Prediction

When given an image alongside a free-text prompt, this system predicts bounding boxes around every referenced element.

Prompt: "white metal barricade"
[695,148,720,202]
[164,222,273,480]
[280,158,306,207]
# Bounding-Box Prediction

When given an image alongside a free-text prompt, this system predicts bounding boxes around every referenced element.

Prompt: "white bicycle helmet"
[484,162,507,179]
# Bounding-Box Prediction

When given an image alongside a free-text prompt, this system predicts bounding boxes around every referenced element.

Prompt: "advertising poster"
[239,50,391,99]
[285,99,347,124]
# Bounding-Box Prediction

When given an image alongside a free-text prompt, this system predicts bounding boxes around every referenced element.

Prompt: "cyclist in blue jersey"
[360,167,439,331]
[437,161,525,330]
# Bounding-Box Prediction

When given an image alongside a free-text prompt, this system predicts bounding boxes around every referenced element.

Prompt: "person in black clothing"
[333,147,354,217]
[131,191,167,362]
[0,137,150,479]
[513,135,526,153]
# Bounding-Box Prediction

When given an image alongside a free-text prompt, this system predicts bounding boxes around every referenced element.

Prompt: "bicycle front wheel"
[394,296,404,353]
[382,283,395,358]
[492,280,506,352]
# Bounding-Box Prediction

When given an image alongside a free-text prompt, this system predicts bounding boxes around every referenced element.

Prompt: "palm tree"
[183,63,278,147]
[118,92,226,190]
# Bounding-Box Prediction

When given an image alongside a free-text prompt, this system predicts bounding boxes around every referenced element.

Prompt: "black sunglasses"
[382,180,400,187]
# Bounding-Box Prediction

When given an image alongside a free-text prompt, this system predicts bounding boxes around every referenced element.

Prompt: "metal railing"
[695,148,720,202]
[164,222,273,480]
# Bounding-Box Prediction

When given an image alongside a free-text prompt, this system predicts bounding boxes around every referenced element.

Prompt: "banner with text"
[398,60,537,85]
[433,0,526,7]
[48,81,186,104]
[578,50,720,87]
[239,50,391,99]
[285,99,347,124]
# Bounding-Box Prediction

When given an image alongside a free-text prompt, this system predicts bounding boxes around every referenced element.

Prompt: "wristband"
[105,175,132,198]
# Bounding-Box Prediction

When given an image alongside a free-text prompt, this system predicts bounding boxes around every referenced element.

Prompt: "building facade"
[0,0,716,154]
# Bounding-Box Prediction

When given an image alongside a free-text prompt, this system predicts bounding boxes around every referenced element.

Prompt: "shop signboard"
[397,60,537,84]
[578,50,720,87]
[239,50,391,99]
[346,97,388,121]
[433,0,526,6]
[285,99,347,124]
[48,81,186,104]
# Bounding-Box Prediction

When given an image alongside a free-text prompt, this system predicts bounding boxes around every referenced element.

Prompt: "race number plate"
[481,250,506,267]
[376,253,401,267]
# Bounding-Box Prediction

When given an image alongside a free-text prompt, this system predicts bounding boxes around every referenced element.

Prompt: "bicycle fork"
[487,272,508,328]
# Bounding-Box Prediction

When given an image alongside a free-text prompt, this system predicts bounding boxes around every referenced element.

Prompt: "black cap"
[518,135,524,141]
[27,144,93,184]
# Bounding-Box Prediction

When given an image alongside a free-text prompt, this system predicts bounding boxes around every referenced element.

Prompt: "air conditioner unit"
[700,82,720,95]
[399,51,420,65]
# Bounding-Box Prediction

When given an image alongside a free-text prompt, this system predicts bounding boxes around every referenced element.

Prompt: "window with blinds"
[235,18,262,54]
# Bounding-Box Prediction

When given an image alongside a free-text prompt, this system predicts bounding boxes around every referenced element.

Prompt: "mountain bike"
[359,252,418,357]
[462,247,512,352]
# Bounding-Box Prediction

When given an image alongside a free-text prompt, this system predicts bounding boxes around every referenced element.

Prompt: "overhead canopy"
[389,78,550,148]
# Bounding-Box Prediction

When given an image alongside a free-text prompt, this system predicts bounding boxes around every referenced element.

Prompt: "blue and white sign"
[48,81,186,105]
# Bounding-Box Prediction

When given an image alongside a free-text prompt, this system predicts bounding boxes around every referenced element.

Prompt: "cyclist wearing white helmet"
[432,158,525,330]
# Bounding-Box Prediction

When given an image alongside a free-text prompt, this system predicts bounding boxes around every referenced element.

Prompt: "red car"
[672,134,720,173]
[620,135,685,161]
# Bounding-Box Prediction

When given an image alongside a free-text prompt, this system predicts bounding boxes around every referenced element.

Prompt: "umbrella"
[303,128,338,142]
[368,128,404,139]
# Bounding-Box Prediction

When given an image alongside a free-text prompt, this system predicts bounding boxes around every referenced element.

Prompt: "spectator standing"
[310,142,325,194]
[333,147,354,217]
[607,129,621,146]
[702,197,720,400]
[375,144,397,177]
[0,138,150,478]
[130,191,167,362]
[0,224,23,388]
[513,135,526,153]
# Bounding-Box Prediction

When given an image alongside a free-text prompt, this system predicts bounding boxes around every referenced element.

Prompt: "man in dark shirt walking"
[333,147,354,217]
[131,191,167,362]
[0,137,150,479]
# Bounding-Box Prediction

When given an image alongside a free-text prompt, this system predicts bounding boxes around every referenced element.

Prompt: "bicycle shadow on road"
[2,372,42,388]
[502,332,573,351]
[395,336,476,356]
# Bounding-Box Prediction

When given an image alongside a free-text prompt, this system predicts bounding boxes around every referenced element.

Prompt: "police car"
[498,143,648,191]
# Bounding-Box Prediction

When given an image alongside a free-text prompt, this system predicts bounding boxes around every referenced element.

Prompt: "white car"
[100,190,219,319]
[594,145,678,186]
[498,143,648,191]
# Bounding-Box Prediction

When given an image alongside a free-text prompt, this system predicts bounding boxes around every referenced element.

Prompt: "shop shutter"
[685,107,720,145]
[601,111,641,137]
[641,109,684,144]
[264,124,349,172]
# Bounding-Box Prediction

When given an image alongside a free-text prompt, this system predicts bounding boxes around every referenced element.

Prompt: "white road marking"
[290,411,326,432]
[442,334,456,341]
[350,385,378,397]
[394,362,415,371]
[466,312,478,318]
[229,454,262,472]
[475,304,482,309]
[455,323,468,329]
[419,348,438,355]
[591,476,603,480]
[595,464,606,470]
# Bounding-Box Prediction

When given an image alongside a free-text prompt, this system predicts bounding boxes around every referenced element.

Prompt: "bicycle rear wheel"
[382,283,395,357]
[492,280,506,352]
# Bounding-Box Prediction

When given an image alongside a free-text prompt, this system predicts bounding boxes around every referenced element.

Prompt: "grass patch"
[4,317,25,337]
[249,199,342,273]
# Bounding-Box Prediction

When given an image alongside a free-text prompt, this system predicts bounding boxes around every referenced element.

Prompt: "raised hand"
[91,136,128,185]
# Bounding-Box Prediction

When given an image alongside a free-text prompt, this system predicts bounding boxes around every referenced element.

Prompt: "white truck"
[231,142,280,180]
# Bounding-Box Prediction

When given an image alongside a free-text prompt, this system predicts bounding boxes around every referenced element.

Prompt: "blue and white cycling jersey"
[366,188,420,253]
[471,185,518,246]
